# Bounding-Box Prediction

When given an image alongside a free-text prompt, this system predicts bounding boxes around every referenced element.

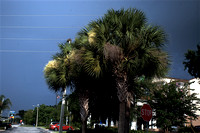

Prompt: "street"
[1,126,52,133]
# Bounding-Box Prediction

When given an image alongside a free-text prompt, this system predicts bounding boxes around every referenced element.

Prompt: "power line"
[0,26,82,29]
[0,14,103,17]
[0,38,68,41]
[0,50,57,53]
[0,0,139,1]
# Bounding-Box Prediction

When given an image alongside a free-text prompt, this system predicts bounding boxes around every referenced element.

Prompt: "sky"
[0,0,200,115]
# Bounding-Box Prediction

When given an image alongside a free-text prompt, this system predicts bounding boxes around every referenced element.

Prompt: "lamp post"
[33,104,39,127]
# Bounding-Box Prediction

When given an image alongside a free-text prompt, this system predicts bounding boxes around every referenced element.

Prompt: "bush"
[66,128,157,133]
[67,128,117,133]
[178,126,198,133]
[130,130,156,133]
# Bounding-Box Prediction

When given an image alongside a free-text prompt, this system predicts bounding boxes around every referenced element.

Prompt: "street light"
[33,104,39,127]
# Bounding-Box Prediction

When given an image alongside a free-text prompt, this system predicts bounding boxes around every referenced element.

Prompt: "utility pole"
[36,104,39,127]
[33,104,39,127]
[66,100,68,125]
[0,98,4,118]
[59,39,71,133]
[59,88,66,133]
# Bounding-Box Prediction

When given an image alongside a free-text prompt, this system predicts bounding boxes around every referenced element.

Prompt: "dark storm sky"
[0,0,200,114]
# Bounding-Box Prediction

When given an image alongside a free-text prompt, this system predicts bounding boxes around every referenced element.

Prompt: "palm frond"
[0,95,12,112]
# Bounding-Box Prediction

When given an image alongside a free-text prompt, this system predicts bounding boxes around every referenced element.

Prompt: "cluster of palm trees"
[44,8,169,133]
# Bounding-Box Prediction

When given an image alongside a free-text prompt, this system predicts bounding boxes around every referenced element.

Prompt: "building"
[189,78,200,126]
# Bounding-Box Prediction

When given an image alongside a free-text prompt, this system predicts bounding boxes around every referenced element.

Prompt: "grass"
[66,128,159,133]
[0,127,5,130]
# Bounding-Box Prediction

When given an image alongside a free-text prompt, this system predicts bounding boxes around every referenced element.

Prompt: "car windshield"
[51,122,58,125]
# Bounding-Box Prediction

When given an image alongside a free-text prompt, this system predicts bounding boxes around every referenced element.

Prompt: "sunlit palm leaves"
[44,43,72,92]
[44,60,65,92]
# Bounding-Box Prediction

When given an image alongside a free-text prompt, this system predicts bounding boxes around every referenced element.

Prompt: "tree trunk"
[82,120,87,133]
[108,117,111,127]
[114,66,132,133]
[59,88,66,133]
[79,94,89,133]
[116,74,130,133]
[125,99,131,133]
[118,102,126,133]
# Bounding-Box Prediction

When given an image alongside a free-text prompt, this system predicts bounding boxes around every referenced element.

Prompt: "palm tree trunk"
[125,99,131,133]
[79,94,89,133]
[115,70,130,133]
[59,88,66,133]
[82,119,87,133]
[108,117,111,127]
[119,101,126,133]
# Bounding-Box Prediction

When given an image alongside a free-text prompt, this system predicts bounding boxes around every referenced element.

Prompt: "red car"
[49,123,74,131]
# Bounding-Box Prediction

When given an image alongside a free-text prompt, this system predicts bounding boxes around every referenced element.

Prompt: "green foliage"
[183,44,200,78]
[23,103,81,127]
[0,95,12,116]
[178,125,200,133]
[67,93,81,128]
[17,110,25,120]
[24,110,34,125]
[44,7,170,133]
[130,130,155,133]
[44,42,73,92]
[82,8,169,79]
[178,126,194,133]
[36,104,58,126]
[66,128,156,133]
[23,104,59,126]
[67,128,118,133]
[148,81,200,131]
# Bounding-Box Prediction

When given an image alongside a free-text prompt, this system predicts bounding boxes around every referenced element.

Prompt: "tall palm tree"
[44,39,94,133]
[69,46,97,133]
[44,42,72,133]
[0,95,12,117]
[76,8,169,133]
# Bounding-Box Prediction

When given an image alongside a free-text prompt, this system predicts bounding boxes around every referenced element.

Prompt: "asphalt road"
[1,126,52,133]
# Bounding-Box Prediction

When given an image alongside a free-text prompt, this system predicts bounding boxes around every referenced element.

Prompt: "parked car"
[0,121,12,130]
[49,123,74,131]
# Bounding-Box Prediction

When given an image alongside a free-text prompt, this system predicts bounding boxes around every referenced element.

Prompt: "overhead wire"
[0,14,96,53]
[0,50,57,53]
[0,26,82,29]
[0,38,69,41]
[0,14,103,17]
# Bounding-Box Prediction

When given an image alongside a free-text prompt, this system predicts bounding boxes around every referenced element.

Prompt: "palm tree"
[44,39,94,133]
[69,47,96,133]
[75,8,169,133]
[44,42,72,133]
[0,95,12,117]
